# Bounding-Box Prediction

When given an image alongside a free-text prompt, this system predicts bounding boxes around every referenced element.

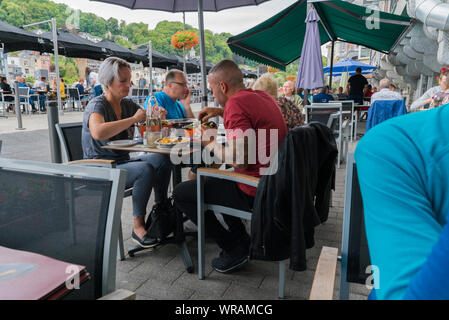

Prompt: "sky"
[52,0,298,36]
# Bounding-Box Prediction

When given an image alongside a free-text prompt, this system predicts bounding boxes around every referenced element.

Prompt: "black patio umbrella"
[40,30,110,60]
[132,45,178,69]
[89,0,271,106]
[97,38,145,64]
[0,20,52,53]
[168,54,201,74]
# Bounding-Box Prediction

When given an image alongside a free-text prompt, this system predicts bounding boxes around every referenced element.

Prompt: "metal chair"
[196,168,287,299]
[55,122,128,261]
[0,157,127,299]
[68,88,82,111]
[17,87,32,114]
[306,103,343,167]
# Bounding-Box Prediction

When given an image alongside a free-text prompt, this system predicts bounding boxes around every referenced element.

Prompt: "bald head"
[379,78,391,90]
[208,60,244,89]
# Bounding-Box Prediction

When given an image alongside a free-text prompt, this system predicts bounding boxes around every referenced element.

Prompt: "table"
[102,142,199,263]
[0,245,90,300]
[102,143,200,185]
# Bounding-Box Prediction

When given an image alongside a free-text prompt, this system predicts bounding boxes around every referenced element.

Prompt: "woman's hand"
[159,107,168,120]
[133,108,147,123]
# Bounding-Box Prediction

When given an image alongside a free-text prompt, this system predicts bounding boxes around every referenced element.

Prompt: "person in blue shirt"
[312,87,334,103]
[143,70,194,119]
[355,105,449,299]
[17,76,37,112]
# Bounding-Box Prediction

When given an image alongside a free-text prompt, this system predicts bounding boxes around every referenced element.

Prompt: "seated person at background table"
[33,77,48,112]
[253,73,304,130]
[347,67,368,105]
[52,77,67,99]
[370,78,403,104]
[428,70,449,109]
[143,69,194,119]
[364,84,373,98]
[173,60,287,273]
[355,104,449,299]
[410,68,448,112]
[81,57,172,248]
[312,87,334,103]
[89,77,104,99]
[17,76,37,112]
[337,86,348,100]
[282,80,303,111]
[388,83,397,92]
[0,76,14,112]
[75,79,89,108]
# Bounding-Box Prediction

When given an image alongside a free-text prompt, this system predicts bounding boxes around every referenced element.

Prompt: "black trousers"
[173,177,254,252]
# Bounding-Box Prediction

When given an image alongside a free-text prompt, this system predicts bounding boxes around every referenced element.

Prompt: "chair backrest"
[55,122,83,162]
[340,153,372,299]
[332,100,354,121]
[18,87,29,98]
[68,88,80,100]
[306,103,343,126]
[131,88,139,97]
[0,157,126,299]
[142,88,149,97]
[367,99,407,131]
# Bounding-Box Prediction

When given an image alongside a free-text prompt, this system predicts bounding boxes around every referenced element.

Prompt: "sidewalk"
[0,108,370,300]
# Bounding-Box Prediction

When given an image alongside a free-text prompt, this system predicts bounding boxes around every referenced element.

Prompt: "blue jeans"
[117,153,173,217]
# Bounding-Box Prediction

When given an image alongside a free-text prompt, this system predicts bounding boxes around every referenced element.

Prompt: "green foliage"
[0,0,261,69]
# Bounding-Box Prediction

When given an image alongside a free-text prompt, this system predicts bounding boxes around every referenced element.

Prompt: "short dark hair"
[356,67,362,73]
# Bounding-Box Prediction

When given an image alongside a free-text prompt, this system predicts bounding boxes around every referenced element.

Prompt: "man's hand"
[180,87,191,106]
[198,107,223,122]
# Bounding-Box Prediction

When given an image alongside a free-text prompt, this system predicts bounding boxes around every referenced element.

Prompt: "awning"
[41,30,110,60]
[227,0,414,70]
[0,20,52,53]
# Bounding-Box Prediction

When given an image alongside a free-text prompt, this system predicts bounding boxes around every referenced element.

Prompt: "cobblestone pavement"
[0,109,370,300]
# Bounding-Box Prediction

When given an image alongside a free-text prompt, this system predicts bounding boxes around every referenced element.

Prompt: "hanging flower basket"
[171,31,199,50]
[268,66,280,73]
[286,75,296,81]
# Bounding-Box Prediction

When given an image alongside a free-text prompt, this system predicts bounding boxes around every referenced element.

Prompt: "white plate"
[107,139,138,147]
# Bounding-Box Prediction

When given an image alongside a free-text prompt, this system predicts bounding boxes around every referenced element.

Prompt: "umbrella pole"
[197,0,208,108]
[183,12,187,75]
[329,40,334,90]
[148,40,153,96]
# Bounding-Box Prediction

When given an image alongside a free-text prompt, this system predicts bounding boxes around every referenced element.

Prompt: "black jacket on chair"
[250,122,338,271]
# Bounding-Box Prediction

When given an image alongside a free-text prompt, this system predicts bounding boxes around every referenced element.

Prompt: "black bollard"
[47,101,62,163]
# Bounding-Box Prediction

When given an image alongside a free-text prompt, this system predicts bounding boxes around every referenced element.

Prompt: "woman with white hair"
[253,73,304,130]
[81,57,172,248]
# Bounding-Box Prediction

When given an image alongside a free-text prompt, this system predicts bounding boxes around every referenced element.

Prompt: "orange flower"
[171,31,199,50]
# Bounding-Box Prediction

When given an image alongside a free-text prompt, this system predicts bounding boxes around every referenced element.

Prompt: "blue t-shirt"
[312,92,334,103]
[355,105,449,299]
[75,83,85,95]
[143,91,186,120]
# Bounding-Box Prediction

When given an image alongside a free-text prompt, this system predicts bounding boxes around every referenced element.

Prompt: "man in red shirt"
[173,60,287,273]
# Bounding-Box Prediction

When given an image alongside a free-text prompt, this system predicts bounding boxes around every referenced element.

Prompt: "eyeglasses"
[170,81,188,87]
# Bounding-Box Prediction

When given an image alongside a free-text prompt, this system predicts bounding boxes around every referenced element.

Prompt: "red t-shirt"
[223,88,287,197]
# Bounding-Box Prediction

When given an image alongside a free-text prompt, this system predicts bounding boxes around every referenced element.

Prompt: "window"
[359,46,370,59]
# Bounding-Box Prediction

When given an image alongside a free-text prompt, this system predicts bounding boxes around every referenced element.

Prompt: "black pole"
[47,101,62,163]
[329,40,335,90]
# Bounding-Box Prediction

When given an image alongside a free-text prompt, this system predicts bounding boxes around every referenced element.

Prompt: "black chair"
[339,152,372,299]
[0,157,127,299]
[55,122,128,260]
[68,88,82,111]
[310,153,372,300]
[55,122,194,273]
